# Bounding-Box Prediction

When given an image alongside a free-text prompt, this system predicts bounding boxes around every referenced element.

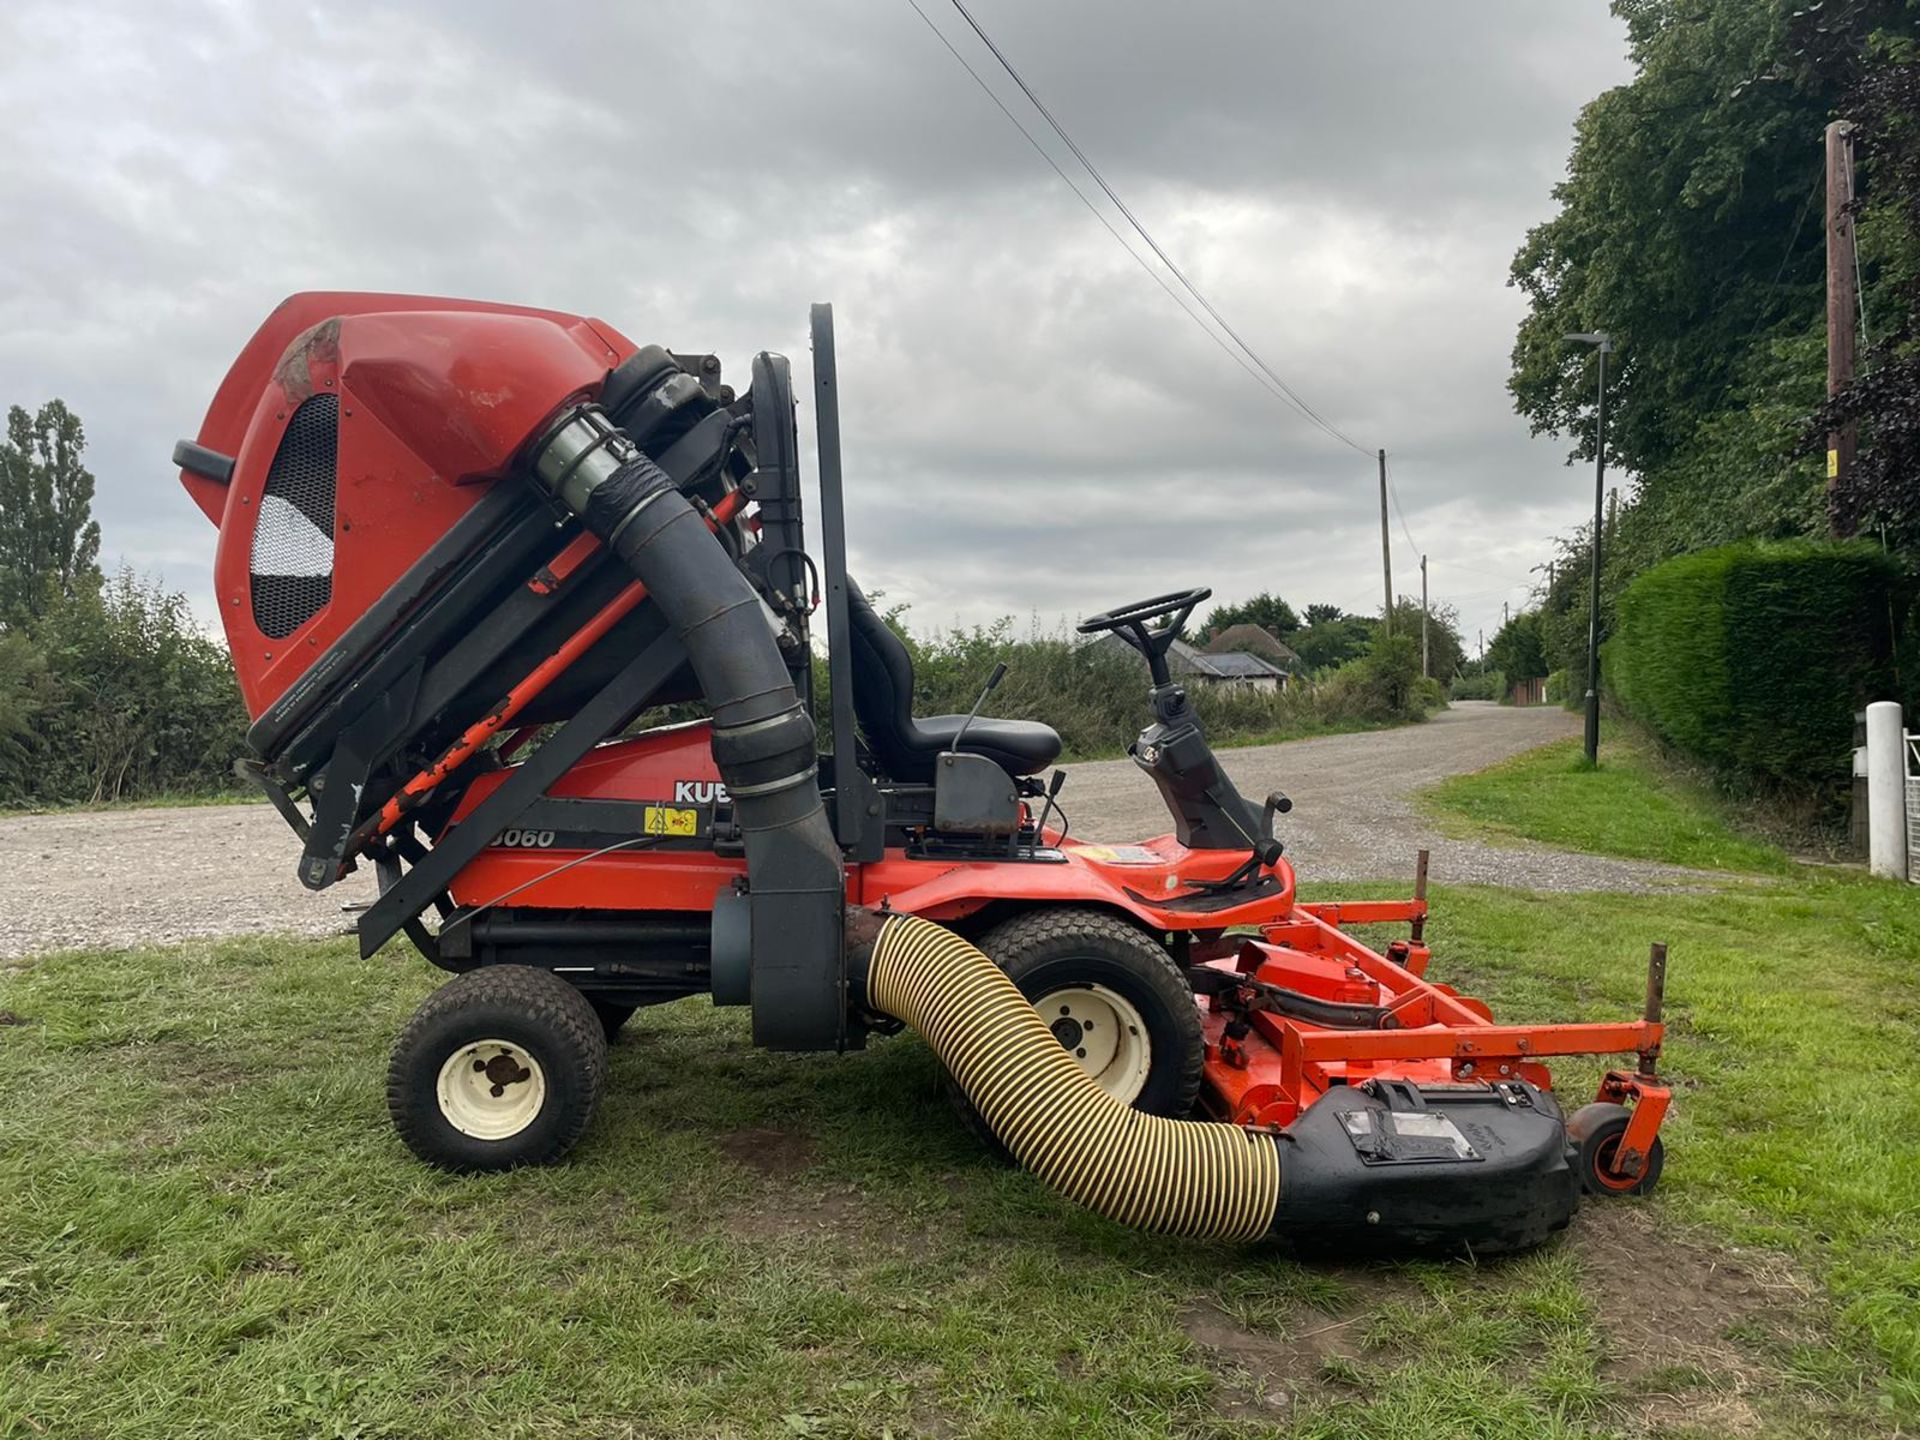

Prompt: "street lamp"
[1564,331,1612,766]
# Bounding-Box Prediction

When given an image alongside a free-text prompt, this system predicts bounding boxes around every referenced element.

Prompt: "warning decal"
[642,805,700,837]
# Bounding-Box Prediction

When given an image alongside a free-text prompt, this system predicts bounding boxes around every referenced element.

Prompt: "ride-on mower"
[176,293,1673,1254]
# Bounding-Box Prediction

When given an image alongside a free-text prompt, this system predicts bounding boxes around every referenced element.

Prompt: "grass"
[5,727,1915,1436]
[1419,727,1792,874]
[7,864,1919,1437]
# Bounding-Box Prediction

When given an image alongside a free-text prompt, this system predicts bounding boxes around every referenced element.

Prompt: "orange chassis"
[449,723,1672,1192]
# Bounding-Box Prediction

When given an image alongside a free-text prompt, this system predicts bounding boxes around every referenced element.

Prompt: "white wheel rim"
[435,1039,548,1140]
[1037,983,1152,1105]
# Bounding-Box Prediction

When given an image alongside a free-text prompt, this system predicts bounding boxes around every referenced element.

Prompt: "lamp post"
[1564,331,1612,766]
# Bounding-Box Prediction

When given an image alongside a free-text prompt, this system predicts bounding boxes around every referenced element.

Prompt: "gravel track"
[0,702,1708,960]
[1064,700,1712,892]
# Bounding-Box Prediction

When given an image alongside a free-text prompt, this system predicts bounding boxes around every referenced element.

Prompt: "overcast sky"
[0,1,1631,654]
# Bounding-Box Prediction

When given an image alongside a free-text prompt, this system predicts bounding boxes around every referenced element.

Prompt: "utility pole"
[1478,628,1484,662]
[1377,449,1394,636]
[1565,330,1613,766]
[1420,554,1430,678]
[1607,487,1619,542]
[1827,118,1858,531]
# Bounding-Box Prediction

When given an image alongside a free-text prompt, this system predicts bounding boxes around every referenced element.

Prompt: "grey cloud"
[0,1,1629,654]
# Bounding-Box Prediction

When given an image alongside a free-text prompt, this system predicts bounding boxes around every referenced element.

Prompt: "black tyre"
[1568,1101,1664,1197]
[387,965,609,1172]
[943,907,1204,1154]
[587,996,638,1043]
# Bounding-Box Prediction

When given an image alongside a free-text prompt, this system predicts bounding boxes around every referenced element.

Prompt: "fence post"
[1865,701,1909,881]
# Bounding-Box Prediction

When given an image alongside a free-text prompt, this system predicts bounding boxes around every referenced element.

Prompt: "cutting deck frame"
[175,292,1673,1253]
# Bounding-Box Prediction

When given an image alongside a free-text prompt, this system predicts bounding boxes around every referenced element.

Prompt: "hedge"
[1604,541,1905,785]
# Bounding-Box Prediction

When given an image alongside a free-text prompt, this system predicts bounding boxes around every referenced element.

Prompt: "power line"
[1382,453,1421,559]
[922,0,1376,458]
[899,0,1344,425]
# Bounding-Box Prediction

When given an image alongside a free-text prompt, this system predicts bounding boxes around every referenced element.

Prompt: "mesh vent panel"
[250,394,338,639]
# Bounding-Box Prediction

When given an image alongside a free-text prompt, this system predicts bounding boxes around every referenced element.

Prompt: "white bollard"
[1865,701,1909,881]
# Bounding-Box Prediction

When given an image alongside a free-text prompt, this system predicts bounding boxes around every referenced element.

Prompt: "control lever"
[945,662,1007,757]
[1034,766,1068,839]
[1191,788,1290,895]
[1257,790,1292,863]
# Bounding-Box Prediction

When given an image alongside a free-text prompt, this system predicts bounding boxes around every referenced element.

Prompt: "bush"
[829,614,1442,761]
[1315,631,1443,725]
[0,570,249,807]
[1605,541,1906,785]
[1545,669,1571,706]
[1450,670,1505,701]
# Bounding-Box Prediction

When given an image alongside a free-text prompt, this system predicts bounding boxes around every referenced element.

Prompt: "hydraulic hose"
[525,402,848,1050]
[862,913,1280,1238]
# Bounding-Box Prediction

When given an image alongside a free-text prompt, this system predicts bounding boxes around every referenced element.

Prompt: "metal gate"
[1908,729,1919,884]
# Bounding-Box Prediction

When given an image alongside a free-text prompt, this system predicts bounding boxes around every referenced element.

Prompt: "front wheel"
[1568,1101,1664,1197]
[943,908,1204,1154]
[387,966,608,1172]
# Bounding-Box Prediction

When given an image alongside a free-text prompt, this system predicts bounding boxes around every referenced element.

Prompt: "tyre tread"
[386,965,608,1171]
[942,906,1203,1154]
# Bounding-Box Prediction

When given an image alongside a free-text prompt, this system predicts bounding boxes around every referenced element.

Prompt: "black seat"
[846,579,1063,783]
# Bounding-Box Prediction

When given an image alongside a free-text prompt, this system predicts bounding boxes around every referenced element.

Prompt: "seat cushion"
[914,715,1063,777]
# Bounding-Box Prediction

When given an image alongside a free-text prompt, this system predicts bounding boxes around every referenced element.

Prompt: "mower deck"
[1191,884,1672,1224]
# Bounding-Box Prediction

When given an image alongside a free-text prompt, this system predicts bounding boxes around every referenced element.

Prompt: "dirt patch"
[1571,1204,1819,1388]
[1181,1296,1371,1420]
[0,1009,27,1025]
[716,1127,818,1178]
[1629,1391,1766,1437]
[721,1185,871,1244]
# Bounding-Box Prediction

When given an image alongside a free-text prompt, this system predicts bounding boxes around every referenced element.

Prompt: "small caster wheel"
[387,966,608,1172]
[1568,1101,1664,1197]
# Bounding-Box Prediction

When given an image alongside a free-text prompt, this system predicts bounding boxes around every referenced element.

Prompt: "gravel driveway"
[1066,700,1707,892]
[0,703,1702,960]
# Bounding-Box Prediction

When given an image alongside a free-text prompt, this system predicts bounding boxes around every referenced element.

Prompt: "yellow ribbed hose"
[867,914,1280,1239]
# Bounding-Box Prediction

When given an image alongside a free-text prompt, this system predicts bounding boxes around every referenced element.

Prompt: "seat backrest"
[845,578,924,776]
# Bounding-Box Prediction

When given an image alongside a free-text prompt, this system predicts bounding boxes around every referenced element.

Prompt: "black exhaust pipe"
[525,404,850,1050]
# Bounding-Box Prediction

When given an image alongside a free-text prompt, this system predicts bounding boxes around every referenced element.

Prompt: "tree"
[1389,595,1466,680]
[1290,609,1375,672]
[0,399,102,624]
[1506,0,1892,570]
[1195,591,1299,643]
[1811,32,1920,547]
[1487,611,1549,683]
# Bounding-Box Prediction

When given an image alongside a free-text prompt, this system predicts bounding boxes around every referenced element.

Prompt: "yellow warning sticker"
[1072,844,1161,865]
[642,805,699,837]
[1828,448,1840,479]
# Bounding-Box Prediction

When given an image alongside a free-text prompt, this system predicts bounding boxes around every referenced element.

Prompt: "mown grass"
[6,862,1916,1437]
[1419,728,1792,875]
[1407,727,1920,1425]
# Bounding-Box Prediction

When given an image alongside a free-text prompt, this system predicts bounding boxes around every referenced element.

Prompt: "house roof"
[1087,632,1284,679]
[1205,623,1302,667]
[1197,649,1286,678]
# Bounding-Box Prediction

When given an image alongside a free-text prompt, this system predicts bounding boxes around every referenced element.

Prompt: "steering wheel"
[1076,587,1212,686]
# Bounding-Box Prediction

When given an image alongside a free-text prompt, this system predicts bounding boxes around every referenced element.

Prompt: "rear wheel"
[943,907,1203,1154]
[387,965,608,1172]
